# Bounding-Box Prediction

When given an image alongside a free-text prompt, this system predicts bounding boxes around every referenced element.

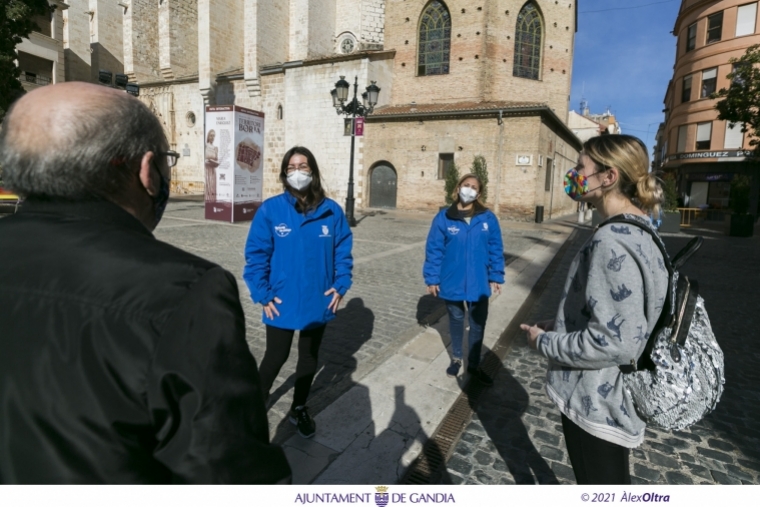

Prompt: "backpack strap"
[597,215,676,373]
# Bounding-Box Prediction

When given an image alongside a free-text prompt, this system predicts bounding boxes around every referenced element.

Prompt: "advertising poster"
[232,106,265,222]
[204,106,265,222]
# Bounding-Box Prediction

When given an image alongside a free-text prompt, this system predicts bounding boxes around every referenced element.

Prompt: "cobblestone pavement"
[445,219,760,485]
[155,198,562,443]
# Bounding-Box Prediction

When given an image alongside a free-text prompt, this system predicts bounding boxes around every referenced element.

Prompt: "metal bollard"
[535,205,544,223]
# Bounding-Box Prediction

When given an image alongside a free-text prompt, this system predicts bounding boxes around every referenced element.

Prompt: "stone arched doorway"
[369,163,397,208]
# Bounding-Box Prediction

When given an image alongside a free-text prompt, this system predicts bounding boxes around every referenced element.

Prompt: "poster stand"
[204,105,265,222]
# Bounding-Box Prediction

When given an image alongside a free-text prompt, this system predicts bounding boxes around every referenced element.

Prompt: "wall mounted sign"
[516,154,533,166]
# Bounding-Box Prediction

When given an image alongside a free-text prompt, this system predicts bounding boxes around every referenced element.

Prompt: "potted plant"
[729,174,754,237]
[659,173,682,233]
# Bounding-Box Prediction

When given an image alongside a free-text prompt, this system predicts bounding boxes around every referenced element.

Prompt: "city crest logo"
[374,486,389,507]
[275,223,292,237]
[447,226,460,235]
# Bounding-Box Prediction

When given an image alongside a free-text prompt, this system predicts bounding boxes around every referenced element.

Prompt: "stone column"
[159,0,198,80]
[123,0,160,82]
[91,0,124,83]
[289,0,335,61]
[199,0,244,103]
[63,0,91,82]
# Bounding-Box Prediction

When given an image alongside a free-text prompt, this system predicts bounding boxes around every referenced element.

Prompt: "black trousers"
[258,324,326,410]
[561,414,632,485]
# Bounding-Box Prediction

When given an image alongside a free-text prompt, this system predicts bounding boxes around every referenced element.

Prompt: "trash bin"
[535,205,544,224]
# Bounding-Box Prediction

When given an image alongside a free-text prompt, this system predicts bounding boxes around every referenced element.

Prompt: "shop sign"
[665,150,754,163]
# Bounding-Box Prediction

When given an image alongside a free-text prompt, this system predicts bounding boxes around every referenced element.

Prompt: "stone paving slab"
[279,221,573,484]
[445,219,760,486]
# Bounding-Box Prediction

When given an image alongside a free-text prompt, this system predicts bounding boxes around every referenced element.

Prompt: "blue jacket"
[423,205,505,302]
[243,192,353,330]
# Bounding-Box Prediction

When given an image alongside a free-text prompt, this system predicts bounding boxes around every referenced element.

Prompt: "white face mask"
[459,186,478,204]
[287,170,313,191]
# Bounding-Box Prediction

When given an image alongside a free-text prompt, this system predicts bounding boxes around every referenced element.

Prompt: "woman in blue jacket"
[423,173,505,385]
[243,146,353,439]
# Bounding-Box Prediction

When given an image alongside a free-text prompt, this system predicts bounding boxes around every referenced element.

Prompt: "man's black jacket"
[0,199,291,484]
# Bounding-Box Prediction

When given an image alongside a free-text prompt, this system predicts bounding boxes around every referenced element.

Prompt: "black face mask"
[151,162,171,227]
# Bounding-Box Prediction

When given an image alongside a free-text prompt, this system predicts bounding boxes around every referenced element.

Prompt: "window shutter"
[736,3,757,37]
[677,125,688,152]
[697,122,712,142]
[725,122,744,149]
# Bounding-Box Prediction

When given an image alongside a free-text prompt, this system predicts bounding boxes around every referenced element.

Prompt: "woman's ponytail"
[636,172,664,216]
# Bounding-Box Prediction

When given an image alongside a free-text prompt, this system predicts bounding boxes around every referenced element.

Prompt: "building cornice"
[139,74,199,87]
[260,50,396,76]
[367,102,582,150]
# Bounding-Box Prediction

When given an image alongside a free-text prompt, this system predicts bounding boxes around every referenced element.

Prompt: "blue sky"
[571,0,683,156]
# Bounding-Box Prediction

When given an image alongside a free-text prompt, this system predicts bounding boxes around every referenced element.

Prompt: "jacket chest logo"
[482,222,488,231]
[275,223,292,237]
[448,226,460,235]
[319,225,331,238]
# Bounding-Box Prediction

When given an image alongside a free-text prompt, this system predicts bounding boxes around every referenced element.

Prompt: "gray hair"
[0,93,166,200]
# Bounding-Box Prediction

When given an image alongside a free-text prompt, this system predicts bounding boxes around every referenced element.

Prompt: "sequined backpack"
[606,216,725,430]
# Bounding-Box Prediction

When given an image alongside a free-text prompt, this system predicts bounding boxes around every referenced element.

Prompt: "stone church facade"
[61,0,581,219]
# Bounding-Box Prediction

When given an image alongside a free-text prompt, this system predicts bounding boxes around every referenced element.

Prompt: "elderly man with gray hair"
[0,83,291,484]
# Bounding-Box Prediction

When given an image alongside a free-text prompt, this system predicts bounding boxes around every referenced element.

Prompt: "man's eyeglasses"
[158,151,181,168]
[286,164,311,173]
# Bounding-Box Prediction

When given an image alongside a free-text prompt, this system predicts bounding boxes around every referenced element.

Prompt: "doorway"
[369,163,397,208]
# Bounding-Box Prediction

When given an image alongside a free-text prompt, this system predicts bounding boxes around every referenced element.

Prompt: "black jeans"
[258,324,326,410]
[561,414,631,485]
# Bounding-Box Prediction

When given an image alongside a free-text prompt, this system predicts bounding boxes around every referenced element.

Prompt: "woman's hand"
[427,285,440,297]
[325,288,343,313]
[520,323,543,350]
[263,297,282,320]
[490,282,502,295]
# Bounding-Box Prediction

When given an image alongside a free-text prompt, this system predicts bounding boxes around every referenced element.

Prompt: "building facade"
[48,1,581,219]
[62,1,125,85]
[568,100,623,144]
[657,0,760,214]
[17,1,68,92]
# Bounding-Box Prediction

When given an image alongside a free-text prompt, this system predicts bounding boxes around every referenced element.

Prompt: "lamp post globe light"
[330,75,380,227]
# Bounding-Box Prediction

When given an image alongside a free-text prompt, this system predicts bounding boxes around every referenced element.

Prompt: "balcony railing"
[21,72,52,86]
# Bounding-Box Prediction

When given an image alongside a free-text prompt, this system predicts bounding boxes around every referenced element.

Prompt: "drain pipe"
[495,110,504,214]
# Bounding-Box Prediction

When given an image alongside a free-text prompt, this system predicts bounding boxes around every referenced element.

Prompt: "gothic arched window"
[418,1,451,76]
[513,2,543,80]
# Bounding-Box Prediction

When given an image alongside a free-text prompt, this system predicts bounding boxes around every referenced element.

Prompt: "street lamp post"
[331,76,380,227]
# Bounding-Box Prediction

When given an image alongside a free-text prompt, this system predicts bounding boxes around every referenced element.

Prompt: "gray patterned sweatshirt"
[537,214,669,448]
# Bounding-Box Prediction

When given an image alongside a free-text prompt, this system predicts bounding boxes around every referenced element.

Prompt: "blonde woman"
[520,135,668,484]
[424,173,505,385]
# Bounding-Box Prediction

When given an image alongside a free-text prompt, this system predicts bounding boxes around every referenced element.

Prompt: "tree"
[661,172,679,213]
[712,44,760,155]
[1,1,51,121]
[443,161,460,205]
[471,155,489,203]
